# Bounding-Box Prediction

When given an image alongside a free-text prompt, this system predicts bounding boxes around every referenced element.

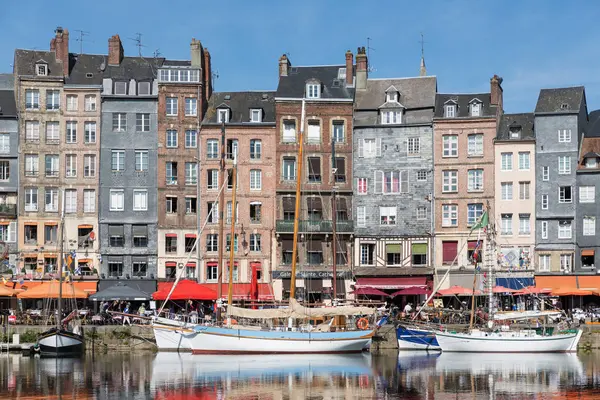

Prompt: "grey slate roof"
[163,59,192,67]
[14,49,64,77]
[355,77,436,110]
[0,74,14,90]
[0,90,16,117]
[65,54,106,85]
[203,91,276,125]
[434,93,497,118]
[585,109,600,138]
[496,113,535,141]
[534,86,584,114]
[275,65,353,99]
[102,56,165,80]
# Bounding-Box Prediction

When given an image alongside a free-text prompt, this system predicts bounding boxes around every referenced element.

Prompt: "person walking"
[123,302,131,326]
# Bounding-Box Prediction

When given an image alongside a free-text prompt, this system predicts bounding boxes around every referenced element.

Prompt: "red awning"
[165,233,177,238]
[185,234,196,238]
[354,277,427,290]
[165,262,177,267]
[202,283,275,300]
[350,287,390,297]
[153,280,217,301]
[437,285,482,296]
[391,287,430,296]
[185,262,196,267]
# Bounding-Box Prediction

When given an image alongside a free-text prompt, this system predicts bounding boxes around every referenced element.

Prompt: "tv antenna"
[74,30,91,54]
[212,69,220,90]
[366,37,376,73]
[419,32,427,58]
[129,33,146,57]
[153,49,161,58]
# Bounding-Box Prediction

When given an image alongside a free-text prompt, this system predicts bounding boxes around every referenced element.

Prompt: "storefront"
[272,270,351,302]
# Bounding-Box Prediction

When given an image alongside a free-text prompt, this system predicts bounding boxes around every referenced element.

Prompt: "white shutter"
[374,171,383,194]
[358,139,364,158]
[7,221,16,243]
[376,138,382,157]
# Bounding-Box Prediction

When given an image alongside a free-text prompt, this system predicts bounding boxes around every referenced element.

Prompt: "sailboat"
[37,189,85,357]
[185,98,377,354]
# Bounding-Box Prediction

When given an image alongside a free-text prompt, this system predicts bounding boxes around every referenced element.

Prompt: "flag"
[470,211,489,232]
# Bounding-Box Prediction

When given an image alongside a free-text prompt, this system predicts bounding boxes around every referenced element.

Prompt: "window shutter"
[358,139,364,158]
[374,171,383,193]
[376,138,382,157]
[7,222,16,243]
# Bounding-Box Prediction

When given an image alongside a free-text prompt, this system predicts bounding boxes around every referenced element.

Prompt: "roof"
[0,74,14,90]
[0,90,17,117]
[578,137,600,171]
[14,49,64,77]
[162,59,192,67]
[434,93,497,118]
[65,53,106,85]
[496,113,535,141]
[275,65,353,100]
[203,91,276,124]
[586,110,600,138]
[534,86,585,114]
[102,56,165,80]
[355,76,436,110]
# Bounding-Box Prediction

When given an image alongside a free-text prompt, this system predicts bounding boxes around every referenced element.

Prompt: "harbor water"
[1,351,600,399]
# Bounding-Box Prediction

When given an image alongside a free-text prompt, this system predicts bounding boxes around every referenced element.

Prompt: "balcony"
[276,220,353,233]
[0,204,16,218]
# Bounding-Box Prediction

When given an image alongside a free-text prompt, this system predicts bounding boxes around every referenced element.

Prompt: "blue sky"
[1,0,599,113]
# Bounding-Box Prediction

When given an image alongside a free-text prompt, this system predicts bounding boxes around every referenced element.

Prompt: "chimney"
[203,48,212,101]
[345,50,353,86]
[279,54,291,77]
[490,74,504,108]
[355,46,368,90]
[108,34,124,66]
[52,27,69,76]
[190,38,202,67]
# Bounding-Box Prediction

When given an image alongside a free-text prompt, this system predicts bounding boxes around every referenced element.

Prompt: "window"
[25,90,39,109]
[542,166,549,181]
[25,155,39,176]
[467,169,483,192]
[416,170,428,181]
[113,113,126,132]
[442,204,458,227]
[185,98,197,116]
[66,95,77,111]
[46,90,60,110]
[166,196,177,213]
[411,243,427,265]
[0,223,15,243]
[374,170,408,194]
[185,236,196,253]
[501,182,513,200]
[0,161,9,181]
[45,155,59,177]
[519,214,531,235]
[207,169,218,190]
[518,152,530,170]
[360,243,375,265]
[132,258,148,277]
[66,121,77,143]
[558,221,572,239]
[159,69,200,83]
[558,129,571,143]
[357,206,366,227]
[84,122,96,143]
[519,182,530,200]
[470,102,481,116]
[250,233,261,251]
[558,156,571,174]
[416,207,427,220]
[226,139,238,160]
[381,110,402,124]
[109,225,124,247]
[84,95,96,111]
[586,157,598,168]
[541,194,548,210]
[539,255,550,272]
[165,235,177,253]
[185,162,197,185]
[559,186,572,203]
[65,154,77,177]
[541,221,548,239]
[36,64,47,76]
[250,202,262,223]
[207,139,218,159]
[185,130,197,148]
[206,234,218,252]
[250,139,262,159]
[45,225,58,243]
[580,186,595,203]
[207,202,218,224]
[560,254,572,272]
[111,150,125,171]
[386,244,402,265]
[206,263,218,280]
[334,157,346,183]
[44,257,57,273]
[467,134,483,156]
[307,120,321,144]
[332,121,345,142]
[282,120,296,143]
[25,188,38,212]
[83,189,95,213]
[25,121,40,142]
[166,162,177,184]
[133,189,148,211]
[83,155,96,177]
[44,187,58,212]
[358,138,381,158]
[282,157,296,181]
[166,97,178,116]
[501,153,513,171]
[442,170,458,192]
[509,126,521,139]
[226,201,238,224]
[136,114,150,132]
[357,178,368,194]
[114,81,127,95]
[386,91,398,102]
[250,169,262,190]
[24,224,37,245]
[501,214,512,235]
[135,151,148,172]
[64,189,77,213]
[467,203,483,226]
[217,108,229,123]
[110,189,124,211]
[584,217,596,236]
[380,206,396,225]
[442,135,458,157]
[442,241,458,264]
[407,137,420,155]
[306,83,320,98]
[46,121,59,143]
[444,104,456,118]
[250,109,262,122]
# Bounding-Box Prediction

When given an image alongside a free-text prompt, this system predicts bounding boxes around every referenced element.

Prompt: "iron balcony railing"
[276,219,354,233]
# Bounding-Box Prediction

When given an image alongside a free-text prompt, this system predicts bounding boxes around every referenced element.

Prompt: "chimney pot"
[490,74,504,108]
[191,38,202,67]
[52,27,69,76]
[355,48,368,90]
[345,50,353,87]
[279,54,291,77]
[108,34,124,66]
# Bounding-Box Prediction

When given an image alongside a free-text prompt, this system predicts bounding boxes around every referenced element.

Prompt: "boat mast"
[57,189,65,329]
[289,98,306,300]
[216,121,226,321]
[227,150,238,311]
[331,138,337,301]
[486,202,495,320]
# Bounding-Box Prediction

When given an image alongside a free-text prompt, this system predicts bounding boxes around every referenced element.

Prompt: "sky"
[1,0,599,113]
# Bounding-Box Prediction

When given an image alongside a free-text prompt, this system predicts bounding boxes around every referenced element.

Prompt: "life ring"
[357,318,369,330]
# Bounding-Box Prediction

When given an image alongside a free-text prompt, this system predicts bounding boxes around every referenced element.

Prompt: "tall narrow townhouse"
[272,51,355,302]
[156,39,211,280]
[0,74,18,270]
[494,113,536,288]
[433,76,502,289]
[534,87,587,278]
[198,92,276,300]
[99,35,162,280]
[352,69,437,297]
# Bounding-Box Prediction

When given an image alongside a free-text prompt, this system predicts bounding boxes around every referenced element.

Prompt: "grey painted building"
[534,87,588,274]
[353,76,436,279]
[98,35,164,279]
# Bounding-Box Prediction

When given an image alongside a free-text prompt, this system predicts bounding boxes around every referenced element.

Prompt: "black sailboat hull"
[38,328,85,357]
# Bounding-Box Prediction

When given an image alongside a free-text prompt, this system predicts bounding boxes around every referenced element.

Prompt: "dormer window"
[381,110,402,125]
[137,81,151,95]
[470,102,481,117]
[445,104,456,118]
[114,81,128,95]
[306,83,320,98]
[386,92,398,103]
[250,109,262,123]
[585,157,598,168]
[509,126,521,139]
[36,64,47,76]
[217,108,229,123]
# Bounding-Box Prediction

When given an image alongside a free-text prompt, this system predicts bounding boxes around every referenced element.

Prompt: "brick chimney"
[203,48,212,101]
[51,27,69,76]
[108,34,124,66]
[345,50,353,86]
[355,46,368,90]
[279,54,291,77]
[490,74,504,108]
[190,38,202,67]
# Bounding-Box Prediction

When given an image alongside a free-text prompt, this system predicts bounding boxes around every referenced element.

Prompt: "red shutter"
[442,241,458,263]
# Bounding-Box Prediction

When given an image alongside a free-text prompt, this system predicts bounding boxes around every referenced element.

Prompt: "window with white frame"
[558,221,572,239]
[83,189,95,213]
[282,120,296,143]
[518,152,530,170]
[386,91,398,102]
[25,187,38,211]
[65,189,77,213]
[519,181,530,200]
[357,206,366,227]
[217,109,229,123]
[136,113,150,132]
[332,121,344,142]
[501,153,512,171]
[0,161,9,181]
[381,110,402,124]
[66,95,77,111]
[380,206,396,225]
[417,207,427,220]
[541,194,548,210]
[407,137,420,155]
[114,81,127,95]
[44,187,58,212]
[207,169,218,190]
[185,98,197,116]
[501,182,513,200]
[84,122,96,143]
[467,134,483,156]
[541,221,548,239]
[250,169,262,190]
[467,169,483,191]
[306,83,320,98]
[26,121,40,142]
[46,90,60,111]
[83,154,96,177]
[110,189,124,211]
[166,97,178,116]
[111,150,125,171]
[166,130,177,148]
[374,170,409,194]
[65,154,76,177]
[586,157,598,168]
[25,154,39,176]
[539,255,550,272]
[417,170,428,181]
[282,157,296,181]
[137,81,150,95]
[580,186,595,203]
[166,162,177,184]
[185,130,197,148]
[250,139,261,159]
[360,243,375,265]
[558,129,571,143]
[84,95,96,111]
[542,166,549,181]
[36,64,47,76]
[559,186,572,203]
[135,151,148,172]
[560,254,572,272]
[467,203,483,226]
[133,189,148,211]
[442,204,458,227]
[357,178,367,194]
[501,214,512,235]
[250,109,262,122]
[45,155,59,177]
[442,170,458,192]
[206,139,218,159]
[470,102,481,116]
[46,122,59,143]
[444,104,456,118]
[558,156,571,174]
[185,162,197,185]
[0,134,9,154]
[226,201,238,224]
[113,113,126,131]
[584,217,596,236]
[359,138,380,158]
[519,214,531,235]
[442,135,458,157]
[66,121,77,143]
[307,120,321,144]
[249,233,261,251]
[25,90,39,109]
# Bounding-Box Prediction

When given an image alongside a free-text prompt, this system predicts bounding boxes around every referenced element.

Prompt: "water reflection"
[1,351,600,399]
